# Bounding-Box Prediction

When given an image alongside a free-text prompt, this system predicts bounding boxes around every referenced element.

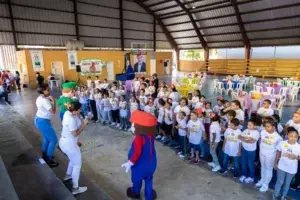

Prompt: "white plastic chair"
[248,99,261,118]
[216,82,225,94]
[274,98,286,118]
[264,82,271,87]
[293,81,300,87]
[265,87,275,96]
[226,82,234,95]
[231,92,238,100]
[289,86,299,102]
[244,77,250,88]
[212,79,218,93]
[254,85,263,93]
[274,87,289,102]
[235,83,244,93]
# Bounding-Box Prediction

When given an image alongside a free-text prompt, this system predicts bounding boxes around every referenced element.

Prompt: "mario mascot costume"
[57,82,77,121]
[121,110,158,200]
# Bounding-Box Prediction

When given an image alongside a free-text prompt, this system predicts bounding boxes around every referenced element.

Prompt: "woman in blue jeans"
[273,128,300,199]
[34,83,59,168]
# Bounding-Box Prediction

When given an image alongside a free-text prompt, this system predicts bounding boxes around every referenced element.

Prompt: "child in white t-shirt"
[132,77,140,95]
[129,94,139,114]
[159,101,173,143]
[273,127,300,199]
[156,98,165,138]
[174,98,190,121]
[176,111,187,158]
[285,110,300,136]
[157,86,169,102]
[257,99,274,117]
[109,92,120,127]
[195,108,205,158]
[256,118,282,193]
[238,119,260,183]
[208,114,222,172]
[231,100,245,129]
[79,87,88,118]
[213,97,225,115]
[119,95,128,130]
[187,111,205,165]
[203,102,213,141]
[138,89,148,111]
[219,118,242,177]
[94,76,101,89]
[94,89,102,122]
[86,76,92,88]
[191,90,201,109]
[100,92,110,125]
[144,98,156,116]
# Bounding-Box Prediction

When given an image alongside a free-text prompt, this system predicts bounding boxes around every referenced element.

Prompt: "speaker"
[76,65,81,72]
[164,61,168,67]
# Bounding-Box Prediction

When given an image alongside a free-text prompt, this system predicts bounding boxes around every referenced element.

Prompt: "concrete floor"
[5,76,300,200]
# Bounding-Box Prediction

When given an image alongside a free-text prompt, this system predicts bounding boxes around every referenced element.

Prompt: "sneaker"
[255,179,264,188]
[174,145,181,149]
[161,136,165,141]
[272,195,279,200]
[72,186,88,195]
[233,173,238,179]
[178,154,185,159]
[208,162,216,168]
[47,160,59,168]
[155,135,162,140]
[177,151,183,155]
[259,185,268,193]
[200,154,205,158]
[115,124,120,128]
[193,159,199,165]
[111,122,116,126]
[239,176,246,183]
[280,196,287,200]
[64,174,72,181]
[218,169,228,175]
[119,126,123,130]
[244,177,254,184]
[212,165,221,172]
[290,183,300,191]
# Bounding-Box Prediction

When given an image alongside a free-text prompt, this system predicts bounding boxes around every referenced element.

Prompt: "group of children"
[78,76,300,199]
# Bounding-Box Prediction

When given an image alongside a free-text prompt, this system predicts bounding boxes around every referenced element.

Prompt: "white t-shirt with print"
[101,98,111,111]
[130,101,139,113]
[240,129,260,151]
[187,119,205,145]
[286,120,300,135]
[191,96,200,108]
[164,108,173,125]
[119,101,127,109]
[144,105,156,116]
[36,95,53,120]
[174,105,190,120]
[213,105,224,114]
[194,102,203,109]
[94,80,101,88]
[87,80,92,88]
[169,92,179,103]
[260,130,282,155]
[257,107,274,117]
[277,140,300,174]
[177,118,187,136]
[109,97,119,110]
[210,122,221,143]
[203,108,212,124]
[62,111,81,140]
[157,106,164,123]
[224,128,242,156]
[235,109,245,122]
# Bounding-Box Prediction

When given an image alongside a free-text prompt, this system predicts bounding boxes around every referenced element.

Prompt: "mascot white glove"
[121,161,134,173]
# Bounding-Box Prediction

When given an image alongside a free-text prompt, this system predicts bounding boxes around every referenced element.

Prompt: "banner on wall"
[30,50,44,71]
[133,51,146,74]
[67,51,78,69]
[79,58,106,76]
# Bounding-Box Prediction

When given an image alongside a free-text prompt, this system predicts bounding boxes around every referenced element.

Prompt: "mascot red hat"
[122,110,158,200]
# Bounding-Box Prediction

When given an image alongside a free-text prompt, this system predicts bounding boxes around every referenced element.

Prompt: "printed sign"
[67,51,78,69]
[30,50,44,71]
[79,58,106,76]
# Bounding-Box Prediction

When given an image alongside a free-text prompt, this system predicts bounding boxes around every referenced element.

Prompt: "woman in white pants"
[256,119,282,193]
[59,101,88,195]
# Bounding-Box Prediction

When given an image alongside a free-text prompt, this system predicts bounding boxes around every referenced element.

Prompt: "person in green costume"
[58,82,78,121]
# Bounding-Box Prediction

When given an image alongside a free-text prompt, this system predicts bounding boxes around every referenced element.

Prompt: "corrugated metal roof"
[124,30,153,40]
[124,39,154,49]
[123,11,153,23]
[155,6,183,16]
[82,37,120,47]
[11,0,73,12]
[208,41,243,48]
[156,41,172,49]
[162,15,190,25]
[78,14,119,28]
[156,33,168,41]
[150,1,177,11]
[175,37,200,44]
[0,3,9,17]
[171,30,197,38]
[197,16,237,27]
[248,29,300,39]
[16,33,74,45]
[205,34,243,42]
[168,22,194,32]
[0,18,11,30]
[77,2,119,18]
[202,25,241,35]
[251,38,300,46]
[79,26,120,38]
[245,18,300,31]
[123,20,152,32]
[123,1,147,13]
[79,0,119,8]
[0,32,14,45]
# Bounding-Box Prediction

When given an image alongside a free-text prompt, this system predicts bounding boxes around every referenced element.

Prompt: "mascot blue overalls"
[121,110,158,200]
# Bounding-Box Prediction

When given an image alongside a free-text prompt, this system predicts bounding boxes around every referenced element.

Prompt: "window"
[179,49,204,61]
[210,48,245,59]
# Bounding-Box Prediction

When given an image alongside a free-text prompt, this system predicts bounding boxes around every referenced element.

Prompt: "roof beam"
[174,0,208,50]
[230,0,250,47]
[72,0,80,40]
[119,0,124,51]
[133,0,178,51]
[7,0,18,50]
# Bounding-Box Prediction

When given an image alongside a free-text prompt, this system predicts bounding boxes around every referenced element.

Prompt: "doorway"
[51,61,64,87]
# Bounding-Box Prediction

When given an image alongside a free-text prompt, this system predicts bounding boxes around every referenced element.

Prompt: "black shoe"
[126,187,141,199]
[290,183,300,191]
[47,160,59,168]
[152,189,157,200]
[233,173,238,178]
[218,169,228,175]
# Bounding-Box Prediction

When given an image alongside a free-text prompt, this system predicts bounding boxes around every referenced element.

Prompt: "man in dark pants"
[0,81,10,104]
[36,72,44,87]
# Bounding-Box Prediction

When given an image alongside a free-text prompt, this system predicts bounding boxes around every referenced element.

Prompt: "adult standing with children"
[34,83,59,168]
[59,101,88,195]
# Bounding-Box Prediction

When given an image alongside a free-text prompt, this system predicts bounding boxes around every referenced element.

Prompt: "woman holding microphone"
[59,101,88,195]
[34,83,59,168]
